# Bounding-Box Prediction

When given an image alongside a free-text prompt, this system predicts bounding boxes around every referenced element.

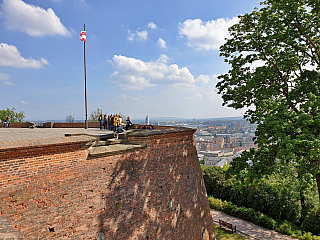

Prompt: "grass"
[215,224,247,240]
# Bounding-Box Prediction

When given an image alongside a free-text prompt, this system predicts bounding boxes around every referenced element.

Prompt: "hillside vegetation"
[202,165,320,239]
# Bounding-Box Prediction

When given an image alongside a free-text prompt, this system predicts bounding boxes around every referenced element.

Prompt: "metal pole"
[84,24,88,129]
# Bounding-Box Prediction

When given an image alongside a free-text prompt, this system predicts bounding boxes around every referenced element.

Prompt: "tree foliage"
[216,0,320,202]
[89,108,104,122]
[0,107,25,123]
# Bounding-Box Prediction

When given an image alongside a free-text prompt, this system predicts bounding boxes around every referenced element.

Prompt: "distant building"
[204,156,233,168]
[146,115,149,125]
[204,158,220,167]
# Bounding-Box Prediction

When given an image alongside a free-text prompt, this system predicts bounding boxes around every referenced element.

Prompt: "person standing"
[103,114,108,130]
[113,114,119,132]
[98,114,103,130]
[125,116,132,130]
[109,114,113,131]
[3,117,9,128]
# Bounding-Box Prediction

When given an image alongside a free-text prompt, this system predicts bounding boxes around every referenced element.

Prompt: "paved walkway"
[0,128,115,150]
[211,210,296,240]
[0,128,113,142]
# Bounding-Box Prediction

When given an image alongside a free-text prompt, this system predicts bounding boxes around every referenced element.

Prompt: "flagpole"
[84,23,88,129]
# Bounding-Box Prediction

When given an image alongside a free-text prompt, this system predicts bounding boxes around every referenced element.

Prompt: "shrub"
[209,196,320,240]
[202,166,301,224]
[277,221,292,235]
[302,205,320,236]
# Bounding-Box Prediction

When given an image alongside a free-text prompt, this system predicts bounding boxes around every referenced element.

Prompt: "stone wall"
[0,128,215,239]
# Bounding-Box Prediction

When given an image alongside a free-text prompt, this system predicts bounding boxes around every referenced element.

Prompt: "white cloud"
[179,17,239,50]
[20,100,28,104]
[4,81,13,85]
[40,58,50,65]
[195,75,210,84]
[148,22,157,29]
[157,38,167,49]
[2,0,71,37]
[0,73,10,80]
[0,43,49,68]
[157,54,169,63]
[110,54,210,90]
[127,30,148,41]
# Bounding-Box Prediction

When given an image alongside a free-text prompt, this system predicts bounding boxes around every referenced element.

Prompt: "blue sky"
[0,0,261,121]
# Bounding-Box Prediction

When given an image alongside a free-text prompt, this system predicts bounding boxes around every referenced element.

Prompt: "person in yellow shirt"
[113,114,118,132]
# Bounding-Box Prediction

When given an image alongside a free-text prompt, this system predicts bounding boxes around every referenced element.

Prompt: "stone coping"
[0,127,195,151]
[127,126,195,137]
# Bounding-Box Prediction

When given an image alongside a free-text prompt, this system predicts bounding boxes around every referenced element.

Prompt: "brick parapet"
[0,127,215,239]
[6,122,101,128]
[53,122,100,128]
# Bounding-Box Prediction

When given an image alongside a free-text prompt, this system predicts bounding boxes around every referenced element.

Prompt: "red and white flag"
[80,31,86,42]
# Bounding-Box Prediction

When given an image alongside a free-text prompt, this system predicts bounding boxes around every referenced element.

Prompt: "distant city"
[136,116,257,168]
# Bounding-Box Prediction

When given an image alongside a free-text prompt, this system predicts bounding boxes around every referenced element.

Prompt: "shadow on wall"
[97,139,214,240]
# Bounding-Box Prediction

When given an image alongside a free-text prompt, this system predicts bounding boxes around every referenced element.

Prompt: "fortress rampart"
[0,127,215,239]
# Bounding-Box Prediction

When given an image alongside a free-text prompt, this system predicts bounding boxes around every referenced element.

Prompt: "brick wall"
[0,130,215,239]
[53,122,100,128]
[4,123,27,128]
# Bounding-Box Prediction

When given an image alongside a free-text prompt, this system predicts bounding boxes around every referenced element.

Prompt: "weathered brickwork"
[0,129,215,239]
[7,122,100,128]
[53,122,100,128]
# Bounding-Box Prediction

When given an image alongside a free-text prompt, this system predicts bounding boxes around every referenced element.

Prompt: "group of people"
[98,114,132,132]
[1,117,10,128]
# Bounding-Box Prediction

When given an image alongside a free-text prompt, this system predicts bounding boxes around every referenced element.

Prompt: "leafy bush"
[302,205,320,236]
[209,196,320,240]
[202,165,301,223]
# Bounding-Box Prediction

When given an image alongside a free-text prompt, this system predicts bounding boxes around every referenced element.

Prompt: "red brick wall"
[5,123,27,128]
[0,131,215,239]
[53,122,100,128]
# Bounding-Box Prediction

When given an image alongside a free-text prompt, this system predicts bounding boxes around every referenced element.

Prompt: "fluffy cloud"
[179,17,238,50]
[20,100,28,104]
[157,38,167,49]
[127,30,148,41]
[2,0,71,37]
[195,75,211,84]
[148,22,157,29]
[0,43,49,68]
[110,54,210,90]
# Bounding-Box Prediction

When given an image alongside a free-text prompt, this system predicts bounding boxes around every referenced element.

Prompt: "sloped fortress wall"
[0,127,215,239]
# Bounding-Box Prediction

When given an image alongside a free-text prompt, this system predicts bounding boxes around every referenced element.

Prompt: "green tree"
[216,0,320,210]
[0,107,25,123]
[89,108,104,122]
